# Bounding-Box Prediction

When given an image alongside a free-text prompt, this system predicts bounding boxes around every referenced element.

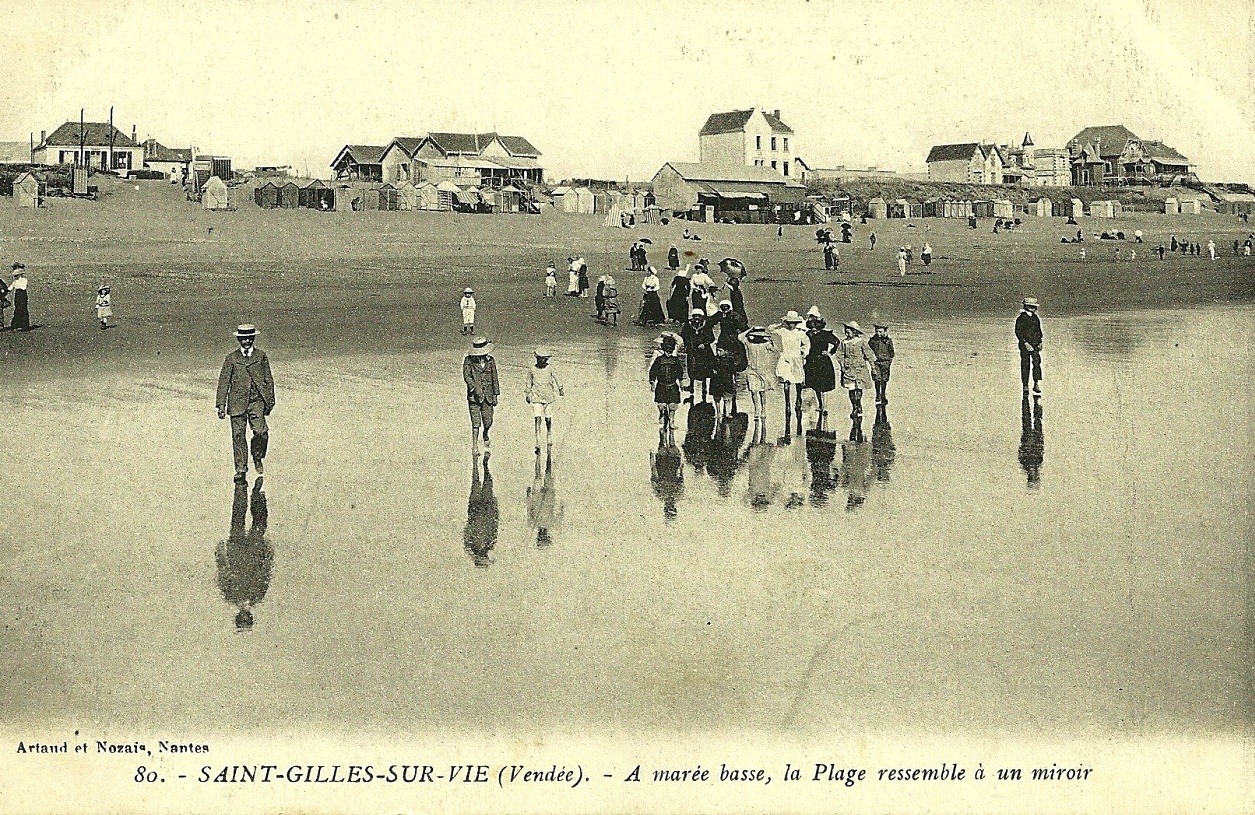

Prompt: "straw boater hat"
[469,336,493,355]
[534,347,551,359]
[844,321,864,334]
[233,324,259,338]
[464,287,474,294]
[1023,297,1039,309]
[782,310,804,324]
[747,326,771,343]
[873,322,888,329]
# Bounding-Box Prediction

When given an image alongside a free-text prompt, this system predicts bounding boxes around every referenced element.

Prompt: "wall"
[928,157,977,182]
[651,165,698,211]
[379,145,410,182]
[699,132,744,167]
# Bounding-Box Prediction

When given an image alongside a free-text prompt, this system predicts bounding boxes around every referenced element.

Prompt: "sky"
[2,0,1252,182]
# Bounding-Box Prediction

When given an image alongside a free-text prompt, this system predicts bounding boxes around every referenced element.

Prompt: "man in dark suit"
[216,324,276,483]
[1015,298,1043,396]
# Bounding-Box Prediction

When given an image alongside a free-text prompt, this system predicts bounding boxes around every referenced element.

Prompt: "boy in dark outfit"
[868,323,895,406]
[1015,297,1043,396]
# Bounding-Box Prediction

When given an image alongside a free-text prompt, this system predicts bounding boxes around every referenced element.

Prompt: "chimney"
[773,109,780,119]
[131,125,137,145]
[40,129,46,145]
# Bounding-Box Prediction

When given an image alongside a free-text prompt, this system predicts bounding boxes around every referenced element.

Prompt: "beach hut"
[867,197,887,219]
[496,185,522,213]
[436,180,460,211]
[1070,198,1084,219]
[1179,198,1202,214]
[14,172,42,208]
[299,179,333,210]
[1162,197,1178,214]
[959,200,974,218]
[201,176,229,210]
[1110,200,1124,216]
[921,200,940,218]
[277,181,300,209]
[593,191,614,216]
[972,200,994,218]
[254,182,280,209]
[378,183,399,211]
[396,181,418,211]
[1088,200,1114,218]
[886,198,906,218]
[1030,198,1052,217]
[574,187,595,214]
[993,199,1014,218]
[358,186,380,211]
[418,181,441,210]
[334,185,357,212]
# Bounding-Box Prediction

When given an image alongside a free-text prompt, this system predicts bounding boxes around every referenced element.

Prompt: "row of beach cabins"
[250,178,655,215]
[863,195,1206,220]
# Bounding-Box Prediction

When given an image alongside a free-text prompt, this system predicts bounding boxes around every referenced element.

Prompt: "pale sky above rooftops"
[1,0,1251,182]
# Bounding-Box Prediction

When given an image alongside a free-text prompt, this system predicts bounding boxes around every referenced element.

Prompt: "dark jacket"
[463,355,501,405]
[217,349,276,417]
[1015,311,1043,348]
[868,335,895,365]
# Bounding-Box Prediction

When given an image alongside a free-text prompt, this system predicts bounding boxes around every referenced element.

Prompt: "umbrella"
[637,238,653,244]
[719,257,747,279]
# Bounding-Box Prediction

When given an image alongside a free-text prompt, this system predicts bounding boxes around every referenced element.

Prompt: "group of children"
[462,336,565,457]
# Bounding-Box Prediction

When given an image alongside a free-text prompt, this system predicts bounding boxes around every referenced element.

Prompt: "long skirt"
[639,291,665,325]
[11,290,29,330]
[666,285,690,321]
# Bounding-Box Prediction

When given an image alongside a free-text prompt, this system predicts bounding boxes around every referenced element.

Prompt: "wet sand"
[0,294,1248,739]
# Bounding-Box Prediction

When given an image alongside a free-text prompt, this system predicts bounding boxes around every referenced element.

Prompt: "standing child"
[868,323,895,406]
[463,337,500,455]
[709,347,737,419]
[649,334,685,433]
[545,263,557,297]
[459,287,476,335]
[738,326,778,422]
[95,282,112,329]
[525,348,564,453]
[603,274,621,327]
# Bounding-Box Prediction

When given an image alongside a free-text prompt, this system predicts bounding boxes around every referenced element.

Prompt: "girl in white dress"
[769,311,810,431]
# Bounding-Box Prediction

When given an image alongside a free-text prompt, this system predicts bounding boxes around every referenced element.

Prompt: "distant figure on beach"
[1080,247,1086,261]
[577,260,590,297]
[95,282,112,330]
[459,287,476,335]
[216,324,276,484]
[1015,298,1043,397]
[566,257,580,296]
[666,266,690,322]
[921,242,933,266]
[1134,229,1143,243]
[216,478,272,632]
[545,263,557,297]
[639,267,666,326]
[668,244,679,270]
[525,348,563,453]
[1170,235,1179,252]
[603,274,621,326]
[463,336,500,455]
[1156,244,1166,259]
[9,263,29,330]
[1207,240,1217,260]
[869,232,877,250]
[896,247,907,277]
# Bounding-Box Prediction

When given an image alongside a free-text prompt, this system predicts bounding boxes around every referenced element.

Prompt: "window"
[783,162,789,177]
[771,160,777,170]
[783,137,789,152]
[755,135,761,150]
[771,137,777,151]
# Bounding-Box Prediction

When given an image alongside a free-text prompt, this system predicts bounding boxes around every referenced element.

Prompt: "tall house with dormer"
[698,108,796,179]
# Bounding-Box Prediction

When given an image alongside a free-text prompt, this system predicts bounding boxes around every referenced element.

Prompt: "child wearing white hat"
[525,348,564,453]
[459,288,476,335]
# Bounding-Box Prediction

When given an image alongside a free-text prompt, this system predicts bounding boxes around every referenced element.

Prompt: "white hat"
[233,324,259,338]
[1023,297,1039,308]
[719,299,732,308]
[782,310,804,324]
[806,306,822,318]
[464,287,474,293]
[469,336,493,355]
[843,321,863,334]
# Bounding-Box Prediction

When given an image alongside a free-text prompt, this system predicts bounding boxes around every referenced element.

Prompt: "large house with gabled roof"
[1066,125,1194,185]
[32,121,144,175]
[698,107,796,179]
[367,131,543,186]
[331,144,387,181]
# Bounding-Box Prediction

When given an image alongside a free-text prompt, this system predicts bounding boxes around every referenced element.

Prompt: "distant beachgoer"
[896,248,907,277]
[668,244,679,270]
[1170,235,1179,252]
[921,242,933,266]
[95,282,112,330]
[868,324,894,406]
[682,228,691,240]
[770,310,810,428]
[1134,229,1144,243]
[1207,240,1217,260]
[639,267,666,326]
[577,261,590,297]
[459,288,476,335]
[823,243,835,270]
[603,275,621,326]
[1015,298,1043,396]
[463,336,500,455]
[690,265,716,313]
[1114,248,1121,262]
[1156,244,1166,259]
[545,264,557,297]
[649,333,685,432]
[216,324,276,484]
[869,232,877,250]
[525,348,563,453]
[1130,250,1136,262]
[666,266,691,322]
[837,321,876,419]
[638,243,649,270]
[727,275,748,326]
[1080,247,1086,261]
[566,257,580,296]
[9,264,29,330]
[905,245,913,265]
[595,275,607,321]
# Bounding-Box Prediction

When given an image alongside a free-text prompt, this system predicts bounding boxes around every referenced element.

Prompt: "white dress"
[774,326,810,384]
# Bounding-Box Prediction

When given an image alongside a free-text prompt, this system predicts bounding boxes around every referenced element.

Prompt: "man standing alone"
[217,324,276,483]
[1015,298,1043,397]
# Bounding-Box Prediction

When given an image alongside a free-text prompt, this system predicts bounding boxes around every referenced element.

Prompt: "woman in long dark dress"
[577,263,590,298]
[9,265,29,331]
[639,267,666,326]
[802,308,838,418]
[666,268,691,322]
[668,245,680,270]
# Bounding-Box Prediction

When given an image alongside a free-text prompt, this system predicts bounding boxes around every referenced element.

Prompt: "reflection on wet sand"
[745,420,777,510]
[805,423,838,508]
[840,416,873,510]
[650,433,684,521]
[526,451,562,548]
[706,412,750,497]
[871,406,895,482]
[1019,395,1044,489]
[215,479,272,632]
[464,456,499,567]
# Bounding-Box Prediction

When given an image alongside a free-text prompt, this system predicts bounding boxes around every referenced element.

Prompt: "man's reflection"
[651,434,684,521]
[871,405,895,483]
[216,479,272,632]
[1018,395,1044,489]
[805,425,837,507]
[464,455,499,567]
[527,450,563,548]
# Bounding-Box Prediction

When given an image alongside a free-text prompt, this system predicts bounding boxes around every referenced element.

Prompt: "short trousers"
[468,401,495,428]
[531,401,554,419]
[462,309,475,323]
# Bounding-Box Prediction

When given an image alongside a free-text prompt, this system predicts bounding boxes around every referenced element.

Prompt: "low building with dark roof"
[374,131,543,186]
[698,107,797,179]
[142,139,195,181]
[32,121,144,175]
[331,144,387,181]
[651,162,806,222]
